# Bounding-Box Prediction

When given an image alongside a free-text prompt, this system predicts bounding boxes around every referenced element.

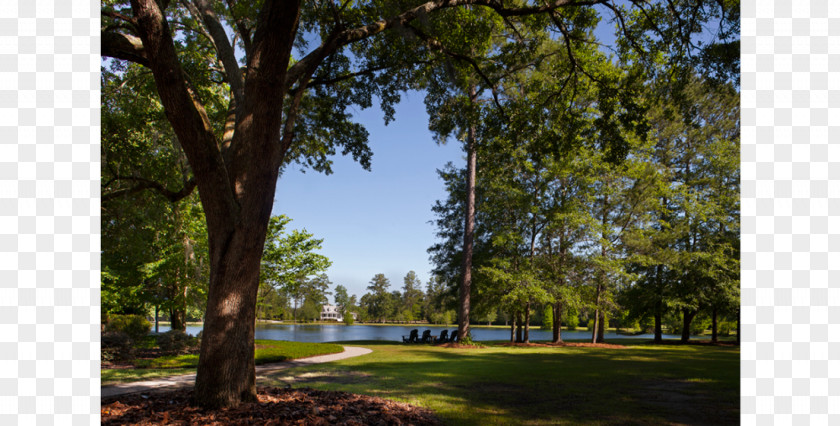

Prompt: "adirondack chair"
[420,329,434,343]
[402,329,419,343]
[448,330,458,343]
[437,329,449,343]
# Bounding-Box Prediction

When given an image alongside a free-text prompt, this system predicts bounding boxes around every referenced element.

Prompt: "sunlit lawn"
[262,339,739,425]
[102,340,344,386]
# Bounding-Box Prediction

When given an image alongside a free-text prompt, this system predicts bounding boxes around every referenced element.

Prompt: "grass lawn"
[261,339,739,425]
[102,340,344,386]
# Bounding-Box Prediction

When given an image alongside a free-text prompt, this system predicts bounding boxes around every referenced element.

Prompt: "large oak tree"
[102,0,737,408]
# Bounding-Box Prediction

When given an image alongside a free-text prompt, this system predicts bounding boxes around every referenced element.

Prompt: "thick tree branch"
[227,0,301,197]
[129,0,239,225]
[286,0,604,89]
[224,0,253,59]
[102,176,197,203]
[102,31,150,66]
[192,0,246,109]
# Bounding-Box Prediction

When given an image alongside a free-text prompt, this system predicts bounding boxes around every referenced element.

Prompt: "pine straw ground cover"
[101,386,440,425]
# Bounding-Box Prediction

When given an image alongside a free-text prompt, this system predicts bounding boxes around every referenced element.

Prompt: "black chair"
[402,329,419,343]
[437,329,449,343]
[420,329,433,343]
[448,330,458,343]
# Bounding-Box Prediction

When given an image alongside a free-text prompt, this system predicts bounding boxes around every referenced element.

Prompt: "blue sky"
[272,91,464,301]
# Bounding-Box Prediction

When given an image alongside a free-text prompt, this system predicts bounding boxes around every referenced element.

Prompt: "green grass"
[101,367,196,384]
[102,340,344,385]
[261,339,739,425]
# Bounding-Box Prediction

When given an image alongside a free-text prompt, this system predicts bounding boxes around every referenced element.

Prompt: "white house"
[320,304,357,322]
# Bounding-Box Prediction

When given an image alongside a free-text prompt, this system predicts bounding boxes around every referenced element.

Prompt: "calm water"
[156,323,706,342]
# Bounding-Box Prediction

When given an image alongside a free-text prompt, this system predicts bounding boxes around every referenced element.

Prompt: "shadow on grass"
[264,340,739,425]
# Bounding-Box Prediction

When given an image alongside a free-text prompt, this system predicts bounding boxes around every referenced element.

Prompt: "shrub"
[458,332,475,346]
[718,320,734,336]
[690,317,711,336]
[156,330,197,354]
[105,314,151,342]
[343,312,354,325]
[102,331,135,361]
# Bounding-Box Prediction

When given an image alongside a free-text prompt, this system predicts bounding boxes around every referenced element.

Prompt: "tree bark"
[523,301,531,344]
[509,309,515,342]
[169,306,186,331]
[193,211,275,408]
[654,304,662,344]
[591,283,601,344]
[711,306,718,343]
[680,308,697,343]
[457,84,478,341]
[597,310,605,343]
[552,302,563,343]
[654,266,663,344]
[515,311,523,343]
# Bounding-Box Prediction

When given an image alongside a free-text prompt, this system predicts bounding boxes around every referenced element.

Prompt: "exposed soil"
[101,386,440,425]
[499,342,628,349]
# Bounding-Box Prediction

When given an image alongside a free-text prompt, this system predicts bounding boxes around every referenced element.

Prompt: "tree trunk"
[193,219,272,408]
[170,307,186,332]
[154,305,159,334]
[711,306,718,343]
[509,310,515,342]
[654,308,662,344]
[597,310,605,343]
[523,302,531,344]
[654,267,663,344]
[552,302,563,344]
[591,283,602,344]
[515,311,523,343]
[680,309,697,343]
[457,85,478,341]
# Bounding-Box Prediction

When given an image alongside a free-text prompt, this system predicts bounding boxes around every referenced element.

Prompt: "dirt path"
[101,346,373,398]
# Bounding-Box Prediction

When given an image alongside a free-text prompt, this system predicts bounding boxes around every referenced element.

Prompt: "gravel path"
[101,346,373,398]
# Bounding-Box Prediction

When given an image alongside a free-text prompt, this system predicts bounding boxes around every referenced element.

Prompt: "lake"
[156,323,707,342]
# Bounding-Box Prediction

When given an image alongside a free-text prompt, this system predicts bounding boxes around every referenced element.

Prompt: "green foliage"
[259,215,332,321]
[540,305,553,331]
[718,320,735,336]
[102,331,135,362]
[429,310,456,325]
[362,273,393,322]
[343,313,355,326]
[565,306,581,331]
[156,330,198,354]
[458,332,476,346]
[105,315,151,342]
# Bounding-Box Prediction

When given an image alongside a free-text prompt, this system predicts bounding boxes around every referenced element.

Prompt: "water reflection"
[158,323,708,343]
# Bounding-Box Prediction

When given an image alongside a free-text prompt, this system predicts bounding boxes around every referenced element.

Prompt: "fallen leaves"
[101,386,441,425]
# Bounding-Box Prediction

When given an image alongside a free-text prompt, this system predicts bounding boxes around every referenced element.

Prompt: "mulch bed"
[102,386,441,425]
